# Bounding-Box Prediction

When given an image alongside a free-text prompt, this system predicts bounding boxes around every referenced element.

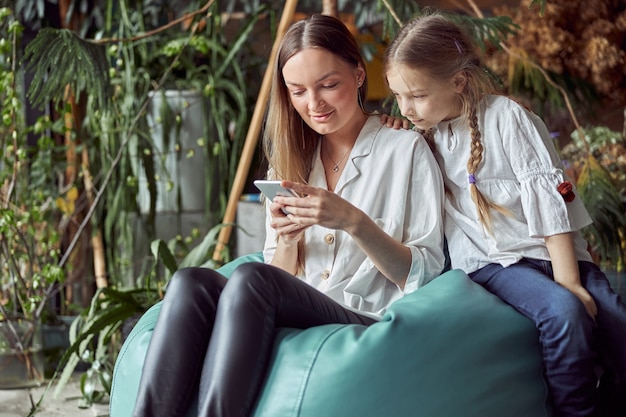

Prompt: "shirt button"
[321,270,330,280]
[324,234,335,244]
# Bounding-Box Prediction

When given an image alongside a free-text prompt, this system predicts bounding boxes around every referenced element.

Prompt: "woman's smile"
[310,110,335,122]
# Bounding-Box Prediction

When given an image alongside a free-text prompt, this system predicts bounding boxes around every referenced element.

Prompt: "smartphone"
[253,180,300,215]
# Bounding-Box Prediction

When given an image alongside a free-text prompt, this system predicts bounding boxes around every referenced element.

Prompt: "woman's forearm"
[346,209,412,289]
[269,237,299,275]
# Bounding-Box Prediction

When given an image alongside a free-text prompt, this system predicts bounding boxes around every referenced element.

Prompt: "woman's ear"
[452,71,467,93]
[356,66,366,87]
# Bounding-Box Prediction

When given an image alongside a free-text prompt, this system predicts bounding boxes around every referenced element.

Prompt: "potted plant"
[1,0,269,406]
[0,6,68,388]
[130,0,266,263]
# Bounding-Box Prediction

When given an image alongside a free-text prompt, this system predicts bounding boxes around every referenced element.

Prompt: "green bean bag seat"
[110,253,550,417]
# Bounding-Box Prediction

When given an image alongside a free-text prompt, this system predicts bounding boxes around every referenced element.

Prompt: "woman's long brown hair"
[262,14,369,270]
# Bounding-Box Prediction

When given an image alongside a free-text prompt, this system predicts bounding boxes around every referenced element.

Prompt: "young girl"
[383,12,626,417]
[131,14,445,417]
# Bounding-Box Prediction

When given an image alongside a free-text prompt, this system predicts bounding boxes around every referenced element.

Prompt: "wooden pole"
[212,0,299,262]
[322,0,338,16]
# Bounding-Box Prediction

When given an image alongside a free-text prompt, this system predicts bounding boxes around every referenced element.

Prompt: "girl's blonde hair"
[263,14,368,269]
[384,12,509,234]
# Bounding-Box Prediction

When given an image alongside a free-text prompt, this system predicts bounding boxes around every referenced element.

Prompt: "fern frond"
[529,0,547,16]
[23,28,110,111]
[451,14,519,51]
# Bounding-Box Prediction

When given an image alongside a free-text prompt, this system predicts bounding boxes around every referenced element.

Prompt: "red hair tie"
[557,181,575,202]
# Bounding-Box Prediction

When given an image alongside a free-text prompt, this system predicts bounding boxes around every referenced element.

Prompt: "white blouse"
[433,95,593,274]
[263,116,445,316]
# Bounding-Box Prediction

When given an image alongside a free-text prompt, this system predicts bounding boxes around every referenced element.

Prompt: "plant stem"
[94,0,215,45]
[380,0,402,27]
[5,16,19,206]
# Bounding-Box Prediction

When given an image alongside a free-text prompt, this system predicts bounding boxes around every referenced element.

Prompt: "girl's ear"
[452,71,467,93]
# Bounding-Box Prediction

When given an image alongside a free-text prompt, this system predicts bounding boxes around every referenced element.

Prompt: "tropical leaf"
[577,155,626,269]
[506,47,597,113]
[529,0,547,15]
[52,285,159,398]
[150,238,179,276]
[177,222,235,269]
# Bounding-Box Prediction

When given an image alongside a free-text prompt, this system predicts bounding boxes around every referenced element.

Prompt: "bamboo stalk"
[322,0,338,17]
[81,144,108,289]
[212,0,299,262]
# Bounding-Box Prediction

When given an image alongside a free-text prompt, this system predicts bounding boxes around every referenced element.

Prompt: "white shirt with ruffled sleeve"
[434,95,593,274]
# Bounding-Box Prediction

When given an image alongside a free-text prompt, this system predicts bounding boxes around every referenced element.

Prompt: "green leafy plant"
[562,126,626,271]
[0,5,69,389]
[51,221,234,407]
[0,0,264,409]
[14,0,266,289]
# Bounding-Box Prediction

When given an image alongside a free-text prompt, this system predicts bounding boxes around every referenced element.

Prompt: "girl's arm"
[544,232,597,318]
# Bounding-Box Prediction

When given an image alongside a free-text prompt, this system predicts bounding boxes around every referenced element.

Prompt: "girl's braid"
[466,105,511,235]
[466,109,483,177]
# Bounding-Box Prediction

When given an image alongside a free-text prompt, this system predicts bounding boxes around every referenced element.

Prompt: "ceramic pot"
[0,319,44,389]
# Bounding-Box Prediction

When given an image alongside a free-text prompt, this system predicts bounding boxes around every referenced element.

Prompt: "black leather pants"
[132,262,377,417]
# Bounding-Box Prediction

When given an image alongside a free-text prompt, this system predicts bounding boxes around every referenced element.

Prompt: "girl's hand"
[544,233,597,319]
[272,180,363,234]
[380,114,411,130]
[564,284,598,319]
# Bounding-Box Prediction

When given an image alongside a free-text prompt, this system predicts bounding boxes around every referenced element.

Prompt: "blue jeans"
[470,259,626,417]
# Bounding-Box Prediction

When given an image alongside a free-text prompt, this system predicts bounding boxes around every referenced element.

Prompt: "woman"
[132,14,445,417]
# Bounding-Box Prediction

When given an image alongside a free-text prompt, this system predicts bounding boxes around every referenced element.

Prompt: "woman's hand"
[268,180,361,276]
[380,114,411,130]
[272,180,413,288]
[272,180,364,234]
[268,201,307,244]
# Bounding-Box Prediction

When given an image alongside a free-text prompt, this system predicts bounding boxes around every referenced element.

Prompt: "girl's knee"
[543,291,590,325]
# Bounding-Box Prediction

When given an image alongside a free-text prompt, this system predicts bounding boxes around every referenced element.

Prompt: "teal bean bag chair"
[110,253,550,417]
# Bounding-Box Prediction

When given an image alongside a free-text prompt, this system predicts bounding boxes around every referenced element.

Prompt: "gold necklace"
[322,143,351,173]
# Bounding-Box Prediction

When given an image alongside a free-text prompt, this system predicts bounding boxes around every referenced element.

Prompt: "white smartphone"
[253,180,300,214]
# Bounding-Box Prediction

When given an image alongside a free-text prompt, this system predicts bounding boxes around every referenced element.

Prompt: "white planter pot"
[136,89,208,214]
